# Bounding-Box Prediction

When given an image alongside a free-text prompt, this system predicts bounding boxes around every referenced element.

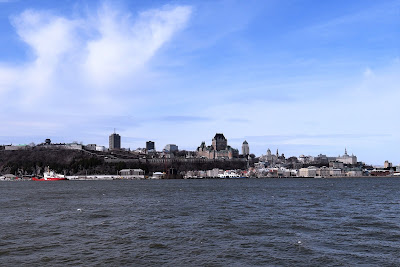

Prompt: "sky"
[0,0,399,165]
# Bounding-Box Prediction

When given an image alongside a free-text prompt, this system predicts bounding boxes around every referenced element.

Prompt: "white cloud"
[7,10,79,103]
[0,66,18,93]
[84,4,192,87]
[0,3,192,112]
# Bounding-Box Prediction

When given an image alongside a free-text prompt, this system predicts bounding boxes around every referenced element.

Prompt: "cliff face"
[0,148,248,176]
[0,149,99,175]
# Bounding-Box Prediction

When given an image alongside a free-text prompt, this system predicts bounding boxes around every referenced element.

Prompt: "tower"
[266,148,272,162]
[212,133,227,151]
[109,132,121,150]
[242,140,249,156]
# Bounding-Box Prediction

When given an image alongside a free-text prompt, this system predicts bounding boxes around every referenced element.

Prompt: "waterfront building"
[329,168,342,177]
[298,167,317,177]
[317,166,330,177]
[347,170,363,177]
[206,168,224,177]
[146,141,155,151]
[119,169,145,179]
[109,132,121,150]
[278,167,292,177]
[242,140,249,156]
[298,168,308,177]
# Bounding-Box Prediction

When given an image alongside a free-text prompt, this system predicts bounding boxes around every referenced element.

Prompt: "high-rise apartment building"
[109,133,121,150]
[146,141,155,151]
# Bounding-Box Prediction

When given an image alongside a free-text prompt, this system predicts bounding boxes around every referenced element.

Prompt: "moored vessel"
[32,168,68,181]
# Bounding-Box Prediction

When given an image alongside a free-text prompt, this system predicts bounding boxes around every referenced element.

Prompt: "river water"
[1,178,400,266]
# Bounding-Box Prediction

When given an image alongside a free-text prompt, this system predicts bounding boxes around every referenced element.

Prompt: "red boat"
[32,169,68,181]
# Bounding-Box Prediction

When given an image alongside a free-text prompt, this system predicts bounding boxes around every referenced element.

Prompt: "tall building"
[212,133,227,151]
[164,144,178,153]
[242,140,249,156]
[265,149,272,162]
[109,133,121,150]
[146,141,155,151]
[384,160,392,168]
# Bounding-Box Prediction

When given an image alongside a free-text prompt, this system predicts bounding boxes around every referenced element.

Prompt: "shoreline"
[1,176,399,181]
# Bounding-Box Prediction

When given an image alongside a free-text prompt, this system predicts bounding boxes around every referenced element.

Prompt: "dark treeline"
[0,149,248,176]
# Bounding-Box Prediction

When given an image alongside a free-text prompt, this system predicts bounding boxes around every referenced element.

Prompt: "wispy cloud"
[298,1,399,38]
[0,2,192,113]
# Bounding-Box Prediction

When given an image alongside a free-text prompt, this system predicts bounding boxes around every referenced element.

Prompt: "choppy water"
[1,178,400,266]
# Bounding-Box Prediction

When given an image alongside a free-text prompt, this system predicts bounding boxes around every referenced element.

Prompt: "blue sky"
[0,0,399,165]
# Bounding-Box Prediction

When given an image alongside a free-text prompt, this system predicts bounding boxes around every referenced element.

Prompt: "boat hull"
[32,177,68,181]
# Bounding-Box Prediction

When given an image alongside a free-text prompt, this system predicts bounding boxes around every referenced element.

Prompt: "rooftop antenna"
[114,128,116,134]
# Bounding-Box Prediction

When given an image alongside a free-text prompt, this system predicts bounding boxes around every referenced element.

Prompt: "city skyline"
[0,0,399,165]
[0,132,372,167]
